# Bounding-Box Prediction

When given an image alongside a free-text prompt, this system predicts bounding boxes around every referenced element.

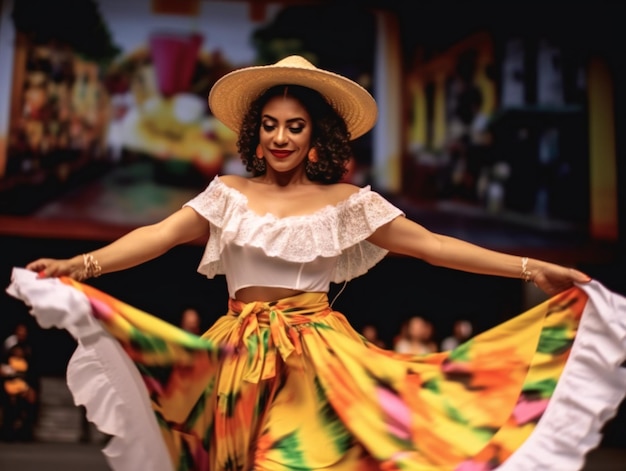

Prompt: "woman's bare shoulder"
[217,174,250,191]
[325,181,363,201]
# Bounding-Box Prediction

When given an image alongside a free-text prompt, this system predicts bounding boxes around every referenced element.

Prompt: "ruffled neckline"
[212,175,373,224]
[184,175,404,280]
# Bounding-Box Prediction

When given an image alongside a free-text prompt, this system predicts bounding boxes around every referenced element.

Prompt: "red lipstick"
[270,150,292,158]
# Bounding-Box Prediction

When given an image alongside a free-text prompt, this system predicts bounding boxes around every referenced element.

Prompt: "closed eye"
[262,124,304,134]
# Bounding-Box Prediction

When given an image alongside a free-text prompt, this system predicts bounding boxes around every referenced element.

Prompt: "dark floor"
[0,442,110,471]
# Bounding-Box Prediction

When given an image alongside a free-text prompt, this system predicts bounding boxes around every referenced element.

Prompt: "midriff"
[234,286,307,303]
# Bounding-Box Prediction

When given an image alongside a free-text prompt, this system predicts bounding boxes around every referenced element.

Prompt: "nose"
[273,126,288,146]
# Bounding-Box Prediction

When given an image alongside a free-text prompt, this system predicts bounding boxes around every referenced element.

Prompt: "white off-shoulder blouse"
[183,176,405,297]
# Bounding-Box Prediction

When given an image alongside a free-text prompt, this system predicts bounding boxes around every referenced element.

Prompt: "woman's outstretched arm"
[27,207,210,280]
[367,215,590,295]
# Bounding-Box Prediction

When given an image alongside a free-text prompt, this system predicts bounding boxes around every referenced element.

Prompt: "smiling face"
[238,84,352,183]
[257,93,313,176]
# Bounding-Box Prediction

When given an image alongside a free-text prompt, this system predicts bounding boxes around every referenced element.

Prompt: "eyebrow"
[261,114,307,125]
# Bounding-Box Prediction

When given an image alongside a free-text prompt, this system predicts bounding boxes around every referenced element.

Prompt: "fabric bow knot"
[236,301,302,383]
[229,296,330,383]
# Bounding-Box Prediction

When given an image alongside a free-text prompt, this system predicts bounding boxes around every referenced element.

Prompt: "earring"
[252,144,266,173]
[305,147,321,179]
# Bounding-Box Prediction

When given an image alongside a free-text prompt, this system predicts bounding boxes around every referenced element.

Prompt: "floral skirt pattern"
[6,268,626,471]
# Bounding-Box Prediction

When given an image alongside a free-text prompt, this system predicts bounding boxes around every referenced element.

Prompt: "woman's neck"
[258,168,311,187]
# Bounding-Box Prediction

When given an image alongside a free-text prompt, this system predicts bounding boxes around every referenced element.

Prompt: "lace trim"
[184,176,404,283]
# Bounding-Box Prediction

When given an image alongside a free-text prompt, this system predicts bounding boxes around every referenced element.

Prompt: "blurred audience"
[360,324,386,349]
[179,307,202,335]
[3,323,30,354]
[1,323,39,441]
[441,319,473,351]
[393,316,438,355]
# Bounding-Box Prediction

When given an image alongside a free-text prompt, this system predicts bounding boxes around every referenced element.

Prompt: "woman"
[7,56,626,471]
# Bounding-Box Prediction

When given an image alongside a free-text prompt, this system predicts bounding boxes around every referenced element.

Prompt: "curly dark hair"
[237,85,353,184]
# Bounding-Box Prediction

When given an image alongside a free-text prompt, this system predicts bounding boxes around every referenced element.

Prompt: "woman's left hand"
[532,262,591,295]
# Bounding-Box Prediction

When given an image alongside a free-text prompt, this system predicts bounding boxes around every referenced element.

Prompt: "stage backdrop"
[0,0,619,253]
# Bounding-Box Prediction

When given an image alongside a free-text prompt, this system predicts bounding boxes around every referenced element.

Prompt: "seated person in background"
[179,307,202,335]
[394,316,438,355]
[360,323,386,348]
[441,319,473,351]
[0,343,38,441]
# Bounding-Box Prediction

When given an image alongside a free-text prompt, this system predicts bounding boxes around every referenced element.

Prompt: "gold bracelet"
[81,253,102,280]
[520,256,533,283]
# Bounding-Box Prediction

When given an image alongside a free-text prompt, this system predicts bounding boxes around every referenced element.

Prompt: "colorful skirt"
[6,267,626,471]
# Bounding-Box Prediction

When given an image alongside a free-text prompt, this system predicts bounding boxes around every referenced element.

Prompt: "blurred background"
[0,0,624,466]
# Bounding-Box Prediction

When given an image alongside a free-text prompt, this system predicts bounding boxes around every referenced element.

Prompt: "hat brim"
[208,61,377,140]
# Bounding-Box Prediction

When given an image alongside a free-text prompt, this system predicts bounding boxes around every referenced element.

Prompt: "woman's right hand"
[26,256,84,280]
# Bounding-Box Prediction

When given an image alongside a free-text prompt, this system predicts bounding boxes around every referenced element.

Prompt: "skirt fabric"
[6,267,626,471]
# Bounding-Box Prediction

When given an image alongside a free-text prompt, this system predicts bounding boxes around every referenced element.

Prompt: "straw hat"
[208,55,377,140]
